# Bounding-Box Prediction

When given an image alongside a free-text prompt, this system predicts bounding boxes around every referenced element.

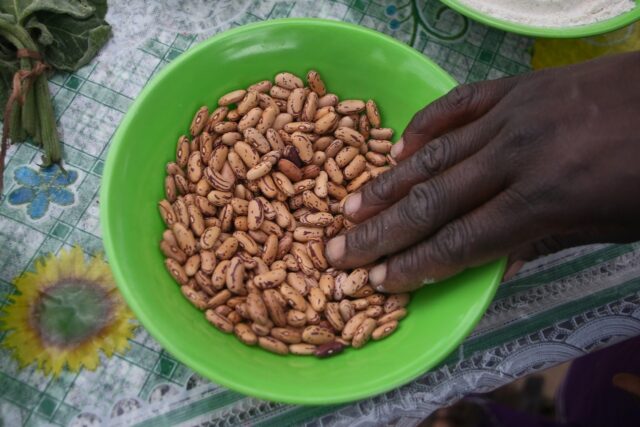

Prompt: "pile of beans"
[159,70,410,357]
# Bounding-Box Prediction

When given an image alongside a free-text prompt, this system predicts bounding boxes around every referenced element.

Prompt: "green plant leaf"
[0,0,94,25]
[0,12,15,23]
[87,0,107,20]
[0,0,111,194]
[25,16,52,45]
[0,1,111,71]
[0,32,15,56]
[0,72,13,112]
[31,10,111,71]
[0,54,17,70]
[0,52,17,113]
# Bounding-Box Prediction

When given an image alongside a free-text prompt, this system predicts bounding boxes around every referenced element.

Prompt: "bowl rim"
[100,17,504,404]
[440,0,640,38]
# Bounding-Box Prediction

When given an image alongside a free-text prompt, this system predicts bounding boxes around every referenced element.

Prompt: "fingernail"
[503,260,525,282]
[369,263,387,291]
[343,193,362,217]
[325,235,345,264]
[390,137,404,159]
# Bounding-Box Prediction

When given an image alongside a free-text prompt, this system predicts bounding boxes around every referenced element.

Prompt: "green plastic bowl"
[101,19,505,405]
[441,0,640,38]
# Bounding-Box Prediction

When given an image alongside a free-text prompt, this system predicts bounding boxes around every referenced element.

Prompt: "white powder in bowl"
[456,0,636,27]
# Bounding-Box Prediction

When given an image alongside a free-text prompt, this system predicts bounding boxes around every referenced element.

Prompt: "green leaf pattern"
[0,0,111,71]
[28,10,111,71]
[0,0,94,24]
[0,0,111,192]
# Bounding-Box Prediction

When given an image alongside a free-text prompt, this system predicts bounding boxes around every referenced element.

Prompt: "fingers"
[503,236,579,282]
[613,373,640,398]
[506,236,580,268]
[368,189,539,293]
[502,260,526,282]
[326,149,505,269]
[391,77,518,161]
[344,119,501,223]
[502,226,634,281]
[507,225,635,263]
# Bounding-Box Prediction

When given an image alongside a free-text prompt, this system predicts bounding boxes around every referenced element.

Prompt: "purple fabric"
[483,401,564,427]
[557,336,640,427]
[478,336,640,427]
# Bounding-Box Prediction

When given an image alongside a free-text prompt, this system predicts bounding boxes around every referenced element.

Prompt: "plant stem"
[35,75,59,165]
[21,73,37,140]
[0,19,60,160]
[0,20,37,51]
[0,22,37,141]
[9,102,24,141]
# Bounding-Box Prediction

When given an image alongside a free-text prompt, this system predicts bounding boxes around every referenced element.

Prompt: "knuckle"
[431,221,470,265]
[406,106,434,134]
[503,186,542,221]
[348,218,386,252]
[503,186,529,207]
[404,84,480,135]
[394,248,428,281]
[501,116,547,149]
[445,84,477,111]
[363,169,395,205]
[398,184,434,230]
[499,124,545,172]
[415,138,447,178]
[510,123,540,144]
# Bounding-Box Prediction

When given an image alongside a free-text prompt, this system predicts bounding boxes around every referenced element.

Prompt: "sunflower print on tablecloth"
[0,246,136,376]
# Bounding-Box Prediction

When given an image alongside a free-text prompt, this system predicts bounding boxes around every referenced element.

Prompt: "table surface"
[1,1,640,426]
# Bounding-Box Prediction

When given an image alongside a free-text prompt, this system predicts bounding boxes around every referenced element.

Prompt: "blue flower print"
[8,165,78,220]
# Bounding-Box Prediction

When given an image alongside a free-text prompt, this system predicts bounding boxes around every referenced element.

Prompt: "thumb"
[613,373,640,399]
[503,232,611,281]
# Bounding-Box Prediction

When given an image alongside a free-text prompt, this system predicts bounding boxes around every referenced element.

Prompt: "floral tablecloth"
[1,1,639,426]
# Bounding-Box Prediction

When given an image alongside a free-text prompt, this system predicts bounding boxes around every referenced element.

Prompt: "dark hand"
[325,51,640,293]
